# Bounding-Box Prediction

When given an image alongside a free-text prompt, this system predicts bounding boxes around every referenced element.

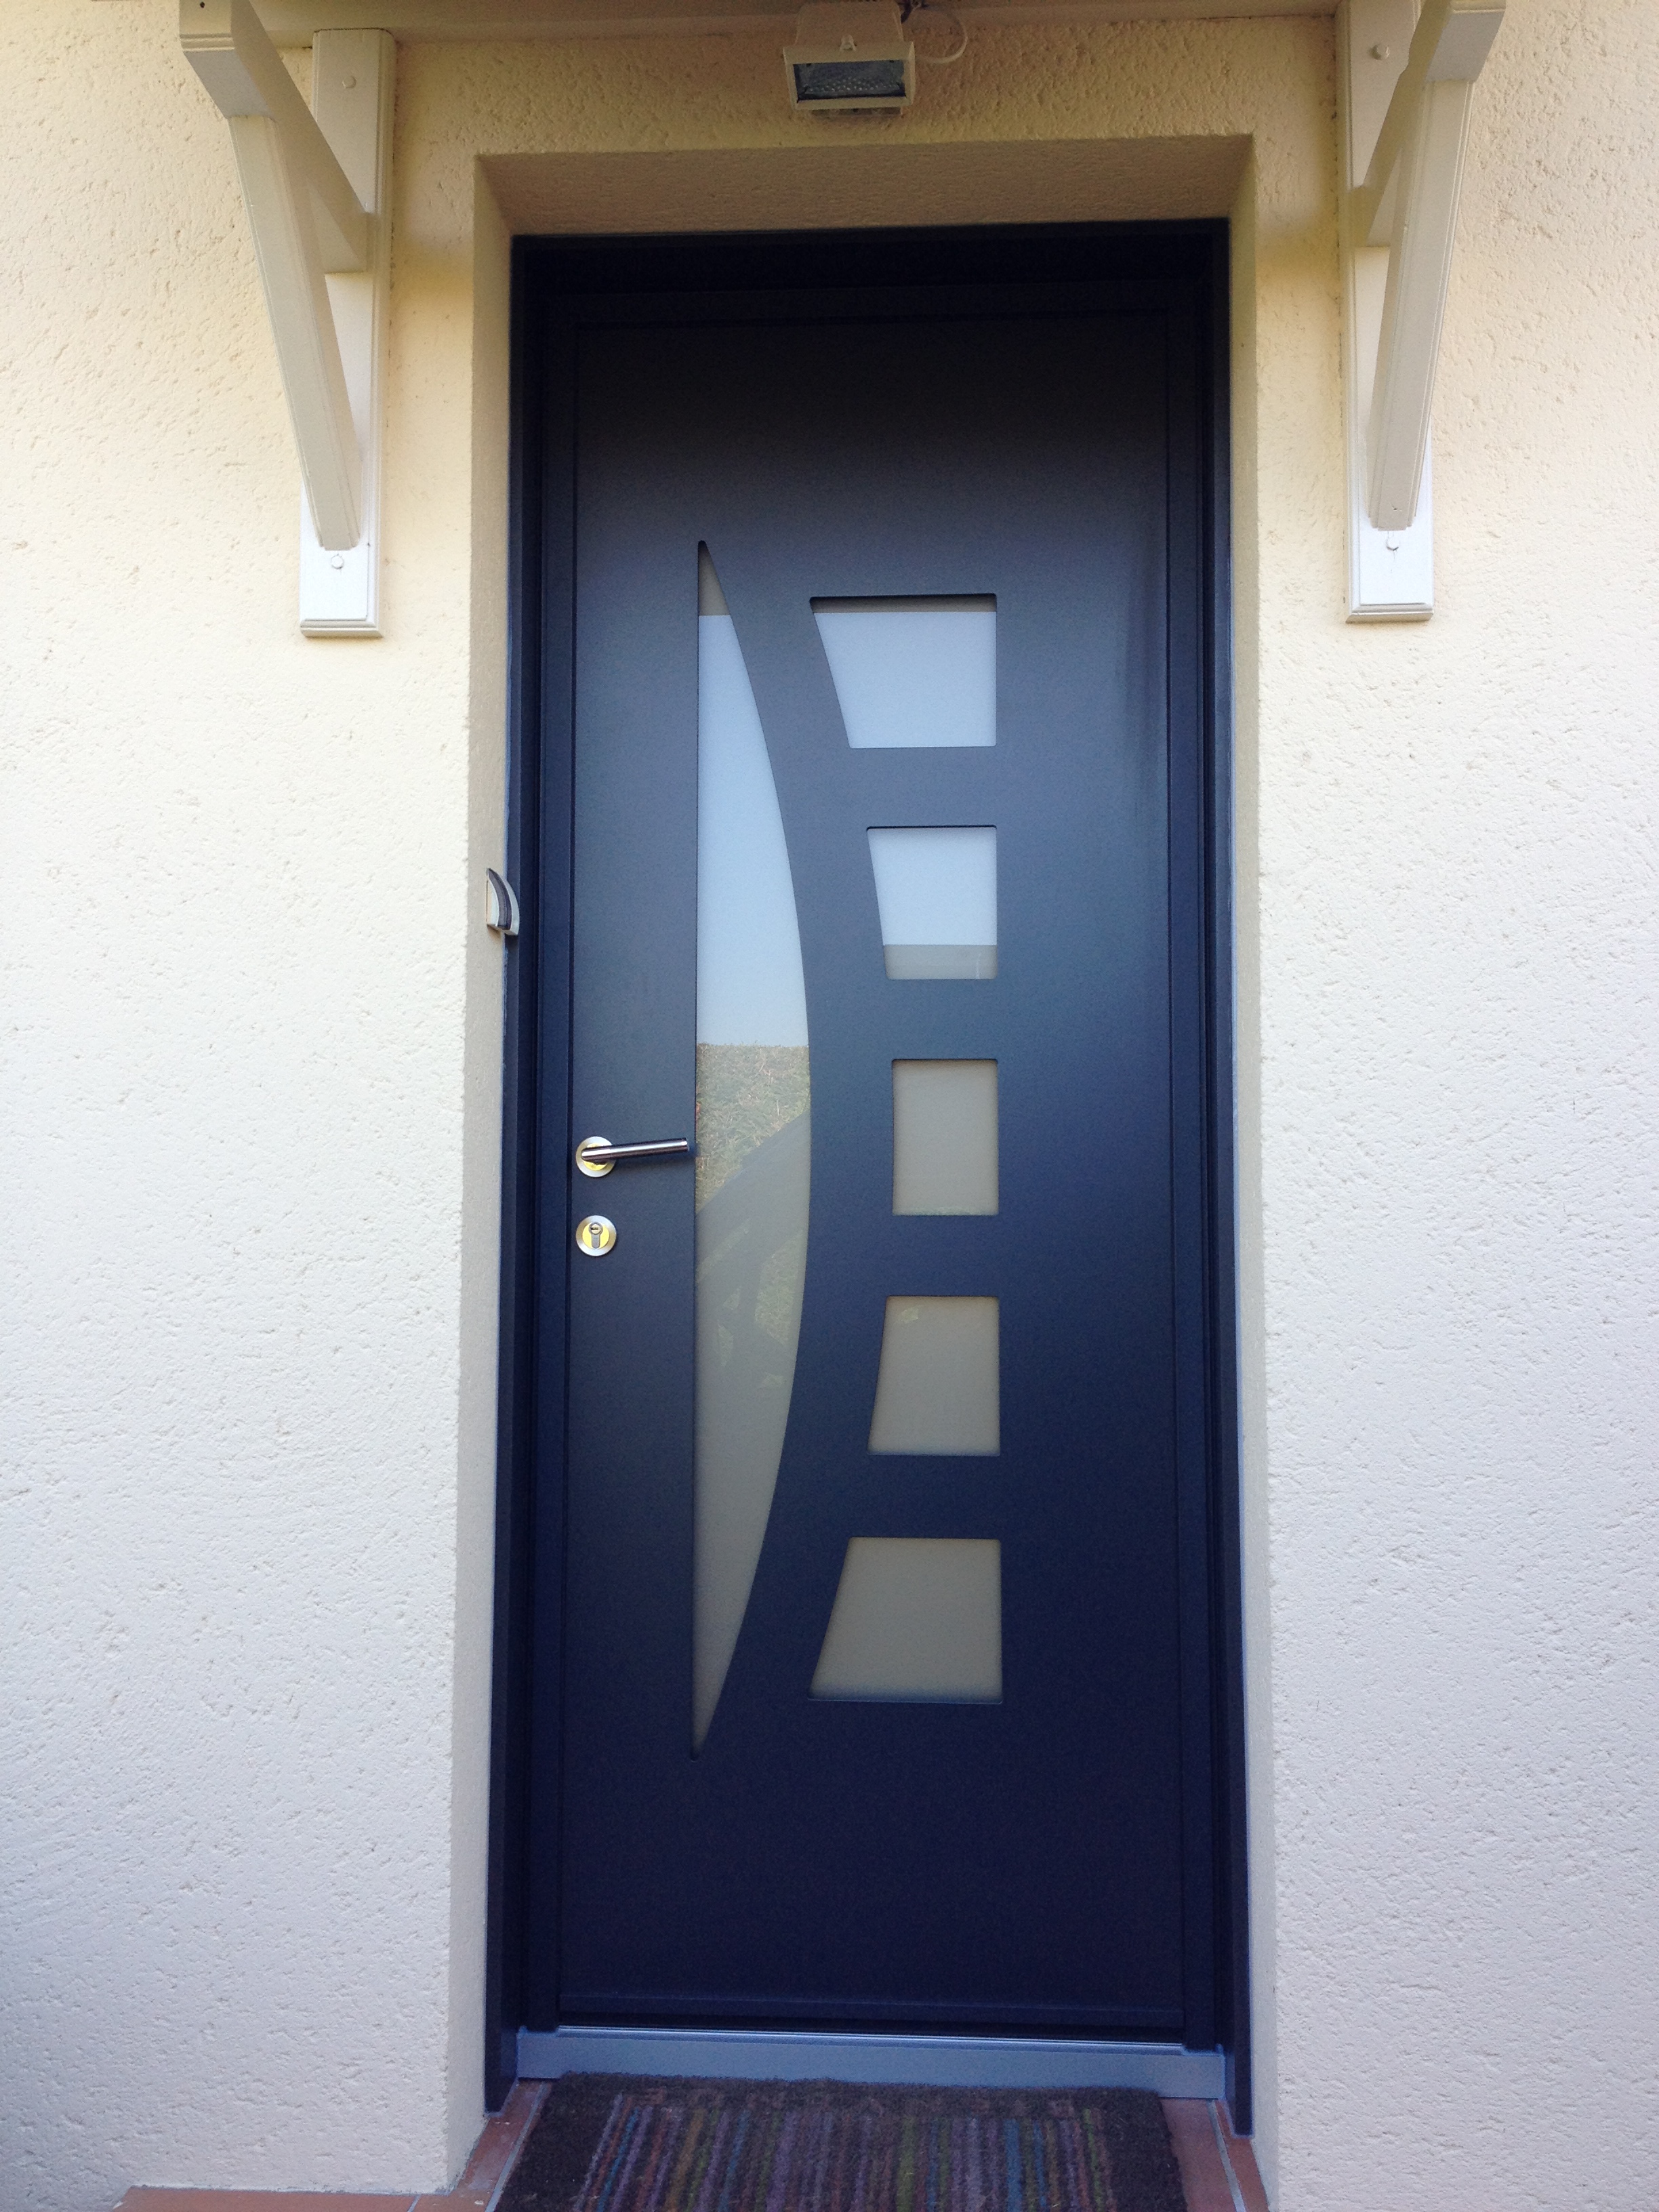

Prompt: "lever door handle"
[575,1134,692,1178]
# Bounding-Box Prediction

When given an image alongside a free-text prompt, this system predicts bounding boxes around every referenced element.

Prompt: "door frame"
[484,221,1248,2125]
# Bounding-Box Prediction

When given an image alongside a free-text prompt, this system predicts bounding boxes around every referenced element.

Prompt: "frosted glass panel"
[869,1296,1000,1456]
[893,1061,998,1216]
[867,827,997,981]
[813,597,996,750]
[811,1538,1002,1702]
[695,546,810,1751]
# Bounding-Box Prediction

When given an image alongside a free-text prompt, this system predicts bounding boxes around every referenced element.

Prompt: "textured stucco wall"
[0,5,509,2203]
[1,2,1656,2209]
[1261,1,1659,2203]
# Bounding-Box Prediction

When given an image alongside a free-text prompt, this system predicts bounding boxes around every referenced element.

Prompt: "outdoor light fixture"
[785,3,915,112]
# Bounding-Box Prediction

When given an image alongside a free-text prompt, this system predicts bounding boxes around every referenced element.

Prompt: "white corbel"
[182,0,392,635]
[1340,0,1502,619]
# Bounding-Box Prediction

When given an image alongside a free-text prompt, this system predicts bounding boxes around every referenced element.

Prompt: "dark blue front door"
[526,252,1227,2051]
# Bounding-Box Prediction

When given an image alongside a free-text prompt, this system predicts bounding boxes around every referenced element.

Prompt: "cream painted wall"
[1,6,508,2203]
[2,3,1655,2209]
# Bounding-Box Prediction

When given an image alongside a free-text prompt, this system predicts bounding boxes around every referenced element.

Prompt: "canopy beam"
[1340,0,1502,619]
[182,0,392,632]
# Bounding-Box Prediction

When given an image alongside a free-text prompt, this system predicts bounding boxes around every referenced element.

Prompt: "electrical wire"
[901,0,968,64]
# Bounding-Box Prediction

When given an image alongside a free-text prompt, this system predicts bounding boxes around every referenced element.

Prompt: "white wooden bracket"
[181,0,392,635]
[1340,0,1502,619]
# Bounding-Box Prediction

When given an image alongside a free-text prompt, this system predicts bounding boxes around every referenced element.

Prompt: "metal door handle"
[575,1134,692,1178]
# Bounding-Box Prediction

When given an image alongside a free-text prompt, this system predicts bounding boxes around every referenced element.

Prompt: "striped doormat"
[499,2078,1188,2212]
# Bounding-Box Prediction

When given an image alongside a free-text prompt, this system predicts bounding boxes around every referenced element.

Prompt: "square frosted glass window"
[811,1538,1002,1702]
[869,1296,1000,1456]
[813,596,996,750]
[867,827,996,981]
[893,1061,998,1216]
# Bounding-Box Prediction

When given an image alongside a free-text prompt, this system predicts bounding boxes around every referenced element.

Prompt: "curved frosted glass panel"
[867,827,998,981]
[812,596,996,750]
[695,547,810,1751]
[869,1296,1000,1456]
[811,1538,1002,1702]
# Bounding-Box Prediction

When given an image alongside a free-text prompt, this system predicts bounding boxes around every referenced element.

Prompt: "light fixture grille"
[791,56,909,100]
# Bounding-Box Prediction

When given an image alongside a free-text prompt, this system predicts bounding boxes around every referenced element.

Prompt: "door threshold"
[518,2025,1225,2098]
